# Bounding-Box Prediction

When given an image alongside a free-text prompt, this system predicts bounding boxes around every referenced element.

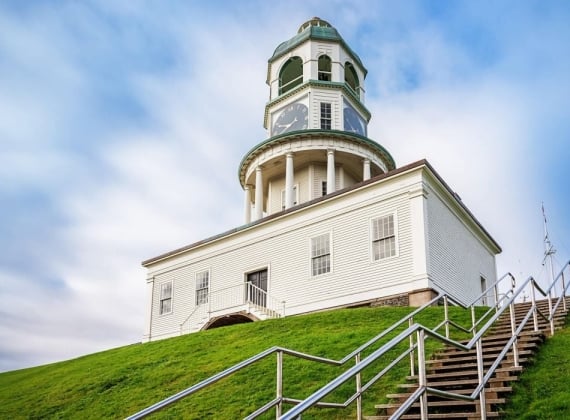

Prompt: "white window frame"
[370,213,398,261]
[320,102,332,130]
[280,184,299,209]
[310,232,332,276]
[195,270,210,306]
[159,281,173,315]
[480,275,488,306]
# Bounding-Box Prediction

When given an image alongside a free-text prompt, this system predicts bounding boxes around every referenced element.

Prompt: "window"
[281,185,298,209]
[345,62,360,98]
[279,57,303,95]
[318,55,332,81]
[195,271,209,305]
[321,181,327,197]
[311,233,331,276]
[371,215,396,260]
[320,102,332,130]
[159,282,173,315]
[480,276,488,305]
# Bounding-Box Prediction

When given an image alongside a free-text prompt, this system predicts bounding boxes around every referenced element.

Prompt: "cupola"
[239,18,396,223]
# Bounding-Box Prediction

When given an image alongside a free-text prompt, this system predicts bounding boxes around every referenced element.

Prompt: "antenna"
[541,202,557,290]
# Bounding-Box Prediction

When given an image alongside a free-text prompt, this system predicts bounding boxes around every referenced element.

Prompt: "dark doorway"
[246,269,268,308]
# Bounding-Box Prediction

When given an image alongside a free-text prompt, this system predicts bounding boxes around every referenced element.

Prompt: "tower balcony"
[239,130,395,222]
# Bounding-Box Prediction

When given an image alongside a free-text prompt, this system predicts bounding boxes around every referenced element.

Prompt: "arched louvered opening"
[318,55,332,81]
[279,56,303,95]
[345,62,360,98]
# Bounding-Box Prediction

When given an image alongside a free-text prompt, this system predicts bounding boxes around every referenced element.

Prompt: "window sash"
[320,103,332,130]
[195,271,209,305]
[159,282,172,315]
[372,215,396,260]
[311,234,331,276]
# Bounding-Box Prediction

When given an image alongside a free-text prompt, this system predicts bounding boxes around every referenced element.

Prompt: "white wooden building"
[141,18,501,342]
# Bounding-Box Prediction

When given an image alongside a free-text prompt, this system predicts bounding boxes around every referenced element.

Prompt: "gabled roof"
[142,159,501,267]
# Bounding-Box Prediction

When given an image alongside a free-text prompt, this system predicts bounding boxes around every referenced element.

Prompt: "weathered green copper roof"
[238,129,396,187]
[269,17,367,77]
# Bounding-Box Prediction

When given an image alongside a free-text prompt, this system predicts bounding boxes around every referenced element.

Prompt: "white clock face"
[343,103,366,136]
[272,103,308,136]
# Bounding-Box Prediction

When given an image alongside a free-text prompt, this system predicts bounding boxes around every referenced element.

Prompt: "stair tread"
[387,386,512,399]
[366,413,501,419]
[376,398,505,409]
[407,366,522,380]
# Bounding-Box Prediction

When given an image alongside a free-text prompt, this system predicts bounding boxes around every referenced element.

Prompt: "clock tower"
[239,17,396,222]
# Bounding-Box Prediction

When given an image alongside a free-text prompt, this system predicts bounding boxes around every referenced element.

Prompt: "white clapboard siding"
[144,162,499,340]
[425,180,497,304]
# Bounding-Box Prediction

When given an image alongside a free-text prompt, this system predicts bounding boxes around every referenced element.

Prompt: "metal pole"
[548,289,554,335]
[444,295,450,339]
[493,284,499,312]
[471,306,477,336]
[417,329,428,420]
[531,285,538,332]
[355,353,362,420]
[276,351,283,419]
[476,337,487,420]
[509,302,519,367]
[562,272,567,312]
[409,317,415,376]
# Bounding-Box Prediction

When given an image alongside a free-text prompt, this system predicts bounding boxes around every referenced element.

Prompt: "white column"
[255,166,263,220]
[285,153,294,209]
[326,149,335,194]
[363,158,371,181]
[244,185,252,224]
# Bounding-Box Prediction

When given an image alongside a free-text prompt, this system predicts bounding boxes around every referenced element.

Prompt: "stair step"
[397,376,519,389]
[407,366,522,381]
[426,350,534,365]
[386,386,512,399]
[426,358,530,374]
[365,412,501,419]
[375,397,505,410]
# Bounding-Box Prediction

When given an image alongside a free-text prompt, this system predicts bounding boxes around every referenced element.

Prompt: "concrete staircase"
[369,298,570,419]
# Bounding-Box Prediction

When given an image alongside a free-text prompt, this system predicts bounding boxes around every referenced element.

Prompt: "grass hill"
[0,304,568,419]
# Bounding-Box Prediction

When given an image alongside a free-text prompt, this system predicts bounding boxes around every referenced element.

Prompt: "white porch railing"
[180,282,285,334]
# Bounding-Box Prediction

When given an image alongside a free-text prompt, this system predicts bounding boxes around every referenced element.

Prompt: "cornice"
[238,129,395,187]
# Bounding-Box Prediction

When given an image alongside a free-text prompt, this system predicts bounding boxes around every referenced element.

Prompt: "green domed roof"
[270,17,367,76]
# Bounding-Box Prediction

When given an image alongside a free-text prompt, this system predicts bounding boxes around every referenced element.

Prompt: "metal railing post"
[355,353,362,420]
[444,295,450,339]
[562,272,567,312]
[476,337,487,420]
[509,301,519,367]
[493,284,499,312]
[547,288,555,335]
[417,329,428,420]
[531,285,539,332]
[471,306,477,336]
[409,317,415,376]
[276,351,283,419]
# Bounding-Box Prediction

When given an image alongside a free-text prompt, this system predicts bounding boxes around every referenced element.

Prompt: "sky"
[1,0,569,372]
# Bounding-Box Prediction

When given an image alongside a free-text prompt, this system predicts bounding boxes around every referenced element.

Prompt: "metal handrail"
[283,261,570,419]
[127,261,569,419]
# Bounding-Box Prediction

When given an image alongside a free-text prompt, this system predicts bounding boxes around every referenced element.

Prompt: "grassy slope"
[502,317,570,420]
[0,306,479,419]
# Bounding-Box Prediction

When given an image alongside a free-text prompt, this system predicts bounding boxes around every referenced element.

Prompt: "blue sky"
[1,1,569,372]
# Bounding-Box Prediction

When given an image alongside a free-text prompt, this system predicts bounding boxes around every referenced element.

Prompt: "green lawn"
[0,305,479,419]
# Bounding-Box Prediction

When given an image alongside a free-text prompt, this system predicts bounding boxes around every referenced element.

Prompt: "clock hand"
[277,117,298,130]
